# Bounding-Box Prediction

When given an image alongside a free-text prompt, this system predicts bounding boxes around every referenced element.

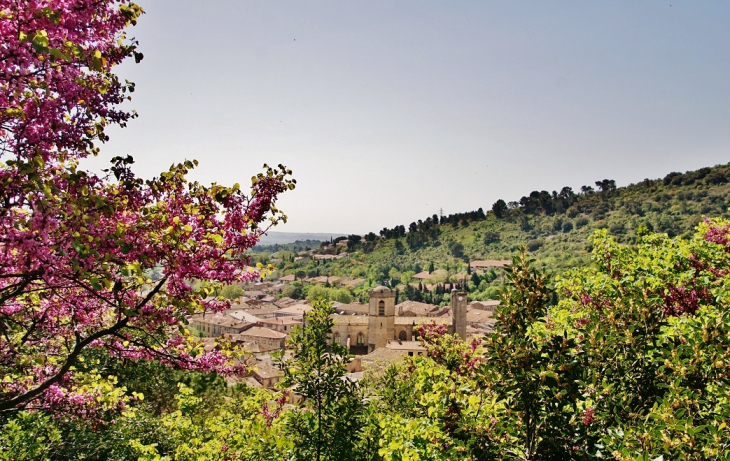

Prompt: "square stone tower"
[368,286,395,352]
[451,289,467,340]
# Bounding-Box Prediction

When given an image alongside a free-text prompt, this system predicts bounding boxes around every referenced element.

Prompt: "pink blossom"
[0,1,294,415]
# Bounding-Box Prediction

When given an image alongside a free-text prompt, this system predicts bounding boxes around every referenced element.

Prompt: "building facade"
[332,286,469,355]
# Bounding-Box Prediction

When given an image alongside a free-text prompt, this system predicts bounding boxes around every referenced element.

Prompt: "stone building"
[252,363,283,388]
[450,290,467,339]
[332,286,468,355]
[232,326,287,349]
[188,312,253,337]
[368,286,395,353]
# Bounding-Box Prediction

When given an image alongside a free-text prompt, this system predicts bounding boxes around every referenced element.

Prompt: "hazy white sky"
[85,1,730,234]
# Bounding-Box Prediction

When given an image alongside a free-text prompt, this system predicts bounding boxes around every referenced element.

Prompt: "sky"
[84,1,730,234]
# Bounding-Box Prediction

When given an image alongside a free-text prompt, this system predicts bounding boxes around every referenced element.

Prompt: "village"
[188,257,508,390]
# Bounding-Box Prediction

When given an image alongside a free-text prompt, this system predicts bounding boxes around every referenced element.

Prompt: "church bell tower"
[368,286,395,352]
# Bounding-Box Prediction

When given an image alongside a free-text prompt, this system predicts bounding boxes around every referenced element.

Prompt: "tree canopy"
[0,0,294,415]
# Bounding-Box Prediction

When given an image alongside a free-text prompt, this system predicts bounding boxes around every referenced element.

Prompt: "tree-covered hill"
[260,163,730,304]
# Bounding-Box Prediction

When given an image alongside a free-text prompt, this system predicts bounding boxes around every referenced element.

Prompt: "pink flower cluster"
[582,407,595,425]
[703,219,730,249]
[0,1,294,414]
[261,391,288,427]
[416,321,484,374]
[661,284,709,317]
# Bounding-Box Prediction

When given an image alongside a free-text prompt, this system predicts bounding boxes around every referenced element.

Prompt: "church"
[331,286,468,355]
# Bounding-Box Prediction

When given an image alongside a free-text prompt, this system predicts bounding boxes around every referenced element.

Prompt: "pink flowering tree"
[416,321,483,375]
[0,1,294,415]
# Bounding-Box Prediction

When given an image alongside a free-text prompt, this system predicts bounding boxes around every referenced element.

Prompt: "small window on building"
[399,331,407,341]
[378,300,385,316]
[408,352,413,356]
[333,332,340,344]
[357,332,364,346]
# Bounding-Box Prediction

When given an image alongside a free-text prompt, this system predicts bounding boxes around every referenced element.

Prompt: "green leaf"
[49,48,70,61]
[31,31,49,53]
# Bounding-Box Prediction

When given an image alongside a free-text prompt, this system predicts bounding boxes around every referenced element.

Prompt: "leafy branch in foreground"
[280,299,366,461]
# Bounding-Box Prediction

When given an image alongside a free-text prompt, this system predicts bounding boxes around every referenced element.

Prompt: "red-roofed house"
[469,260,510,269]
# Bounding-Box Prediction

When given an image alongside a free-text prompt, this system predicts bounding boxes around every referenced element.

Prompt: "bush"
[282,283,304,299]
[220,284,244,300]
[608,221,625,234]
[527,239,544,252]
[706,170,728,184]
[449,241,465,258]
[562,221,574,233]
[575,217,590,228]
[483,231,500,244]
[306,285,353,304]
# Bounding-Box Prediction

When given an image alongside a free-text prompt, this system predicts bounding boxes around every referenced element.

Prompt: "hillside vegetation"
[259,163,730,304]
[10,221,730,460]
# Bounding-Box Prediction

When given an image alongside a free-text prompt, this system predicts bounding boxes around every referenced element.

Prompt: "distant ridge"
[258,231,347,246]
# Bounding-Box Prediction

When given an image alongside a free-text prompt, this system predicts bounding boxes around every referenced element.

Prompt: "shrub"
[483,231,500,244]
[220,284,244,300]
[449,241,465,258]
[575,217,590,228]
[527,239,544,252]
[608,221,625,234]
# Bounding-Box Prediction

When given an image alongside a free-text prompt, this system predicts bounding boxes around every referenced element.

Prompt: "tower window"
[399,331,407,341]
[378,300,385,316]
[333,332,340,344]
[357,333,364,345]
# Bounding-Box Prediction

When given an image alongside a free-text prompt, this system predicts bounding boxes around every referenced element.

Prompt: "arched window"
[399,330,407,341]
[333,332,340,344]
[357,332,365,346]
[378,300,385,316]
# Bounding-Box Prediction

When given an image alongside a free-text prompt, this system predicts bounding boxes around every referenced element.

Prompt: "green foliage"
[484,231,501,244]
[306,285,353,304]
[371,334,499,460]
[280,299,366,460]
[448,241,465,258]
[8,163,730,460]
[0,354,247,460]
[481,251,586,459]
[0,412,61,461]
[547,222,730,459]
[0,409,171,461]
[220,283,245,300]
[131,384,289,461]
[282,282,305,299]
[366,220,730,459]
[493,199,508,219]
[527,239,544,252]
